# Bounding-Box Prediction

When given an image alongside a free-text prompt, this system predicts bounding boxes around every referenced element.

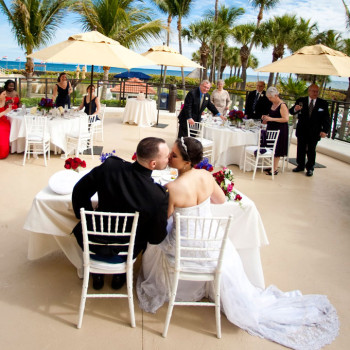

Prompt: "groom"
[72,137,170,290]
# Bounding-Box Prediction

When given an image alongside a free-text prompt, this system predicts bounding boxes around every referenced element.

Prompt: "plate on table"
[48,170,81,195]
[161,174,177,184]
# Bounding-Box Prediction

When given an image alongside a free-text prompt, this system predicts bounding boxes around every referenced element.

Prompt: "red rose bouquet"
[64,157,86,172]
[228,109,244,122]
[38,98,55,112]
[212,167,242,202]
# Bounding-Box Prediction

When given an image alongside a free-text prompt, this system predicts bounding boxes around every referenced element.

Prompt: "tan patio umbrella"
[255,44,350,77]
[141,45,203,68]
[28,31,155,114]
[142,45,203,127]
[28,31,155,68]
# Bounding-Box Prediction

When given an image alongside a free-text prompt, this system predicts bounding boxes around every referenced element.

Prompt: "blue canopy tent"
[114,71,151,80]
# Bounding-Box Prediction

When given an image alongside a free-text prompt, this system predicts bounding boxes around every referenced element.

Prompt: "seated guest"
[210,79,231,116]
[261,87,289,175]
[245,81,271,120]
[0,87,12,159]
[52,72,72,108]
[72,137,169,290]
[78,84,101,119]
[4,79,20,110]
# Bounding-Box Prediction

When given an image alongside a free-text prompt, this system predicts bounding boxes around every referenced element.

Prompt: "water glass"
[64,104,68,113]
[22,104,26,115]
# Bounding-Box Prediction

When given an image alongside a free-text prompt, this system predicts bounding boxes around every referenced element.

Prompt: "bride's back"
[167,169,215,209]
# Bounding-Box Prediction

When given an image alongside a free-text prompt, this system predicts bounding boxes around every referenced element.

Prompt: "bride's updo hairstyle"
[176,137,203,167]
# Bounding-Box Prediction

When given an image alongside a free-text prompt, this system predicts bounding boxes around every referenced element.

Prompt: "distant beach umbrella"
[255,44,350,77]
[114,71,151,80]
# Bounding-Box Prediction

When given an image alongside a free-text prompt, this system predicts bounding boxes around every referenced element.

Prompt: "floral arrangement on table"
[212,167,242,202]
[38,98,55,112]
[132,152,137,161]
[194,157,213,172]
[64,157,86,172]
[100,150,116,163]
[228,109,245,123]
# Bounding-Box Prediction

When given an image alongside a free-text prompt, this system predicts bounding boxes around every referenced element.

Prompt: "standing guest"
[245,81,271,120]
[52,72,73,108]
[0,87,12,159]
[210,79,231,116]
[261,87,289,176]
[72,137,169,290]
[78,84,101,119]
[4,79,20,110]
[289,84,330,177]
[177,80,222,138]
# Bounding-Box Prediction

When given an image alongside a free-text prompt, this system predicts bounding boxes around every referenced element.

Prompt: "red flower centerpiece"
[38,98,55,113]
[212,167,242,202]
[64,157,86,172]
[228,109,244,125]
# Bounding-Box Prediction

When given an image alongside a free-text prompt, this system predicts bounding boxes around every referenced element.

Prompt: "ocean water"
[0,60,348,90]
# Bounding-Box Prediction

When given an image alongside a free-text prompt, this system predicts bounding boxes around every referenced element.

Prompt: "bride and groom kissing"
[71,136,338,350]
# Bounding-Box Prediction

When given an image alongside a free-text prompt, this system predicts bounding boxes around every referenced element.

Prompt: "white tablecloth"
[204,124,259,168]
[23,183,269,287]
[8,111,87,154]
[122,99,157,127]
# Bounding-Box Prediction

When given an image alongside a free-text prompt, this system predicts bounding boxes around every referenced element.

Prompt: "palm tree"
[206,5,244,82]
[249,0,280,28]
[258,14,298,87]
[224,46,240,78]
[0,0,70,97]
[313,30,343,50]
[73,0,164,99]
[278,76,307,98]
[152,0,178,83]
[182,19,214,80]
[173,0,193,91]
[231,23,256,89]
[288,18,318,53]
[342,0,350,29]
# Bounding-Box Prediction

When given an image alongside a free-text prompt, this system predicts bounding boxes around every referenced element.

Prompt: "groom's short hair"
[136,137,166,161]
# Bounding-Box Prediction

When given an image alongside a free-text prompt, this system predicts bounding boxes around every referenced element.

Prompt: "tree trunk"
[274,72,279,86]
[101,66,110,100]
[218,44,224,80]
[163,15,172,85]
[25,57,34,98]
[240,45,249,90]
[178,18,186,95]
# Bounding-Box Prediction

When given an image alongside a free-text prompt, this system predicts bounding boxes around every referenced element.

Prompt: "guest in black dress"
[78,84,101,120]
[261,87,289,175]
[52,72,72,108]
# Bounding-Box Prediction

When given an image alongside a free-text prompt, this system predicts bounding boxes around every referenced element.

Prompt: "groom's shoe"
[293,166,304,173]
[92,273,104,290]
[111,273,126,290]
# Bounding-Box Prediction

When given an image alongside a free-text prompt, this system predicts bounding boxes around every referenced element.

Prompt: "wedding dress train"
[136,198,339,349]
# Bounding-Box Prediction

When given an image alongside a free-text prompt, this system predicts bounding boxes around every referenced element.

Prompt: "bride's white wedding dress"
[136,198,339,350]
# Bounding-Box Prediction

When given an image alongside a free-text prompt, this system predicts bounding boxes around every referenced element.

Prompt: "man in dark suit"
[244,81,272,120]
[72,137,169,289]
[178,80,221,138]
[289,84,330,177]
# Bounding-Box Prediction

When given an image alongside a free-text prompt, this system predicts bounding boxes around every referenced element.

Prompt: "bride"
[136,137,339,350]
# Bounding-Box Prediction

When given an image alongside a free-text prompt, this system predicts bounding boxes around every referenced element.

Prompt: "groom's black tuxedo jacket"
[72,156,168,258]
[178,87,219,124]
[289,97,330,141]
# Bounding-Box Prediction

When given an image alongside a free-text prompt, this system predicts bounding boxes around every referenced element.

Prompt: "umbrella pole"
[153,64,168,128]
[88,65,94,115]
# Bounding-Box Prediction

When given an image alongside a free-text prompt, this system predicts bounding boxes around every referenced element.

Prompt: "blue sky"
[0,0,348,81]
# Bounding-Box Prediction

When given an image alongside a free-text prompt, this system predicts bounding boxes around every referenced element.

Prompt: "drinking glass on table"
[64,104,68,113]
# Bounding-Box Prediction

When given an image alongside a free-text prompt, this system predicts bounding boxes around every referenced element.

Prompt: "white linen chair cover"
[23,115,50,166]
[66,115,95,158]
[243,129,280,180]
[93,103,106,141]
[281,124,294,172]
[187,120,214,162]
[162,213,233,339]
[77,209,139,329]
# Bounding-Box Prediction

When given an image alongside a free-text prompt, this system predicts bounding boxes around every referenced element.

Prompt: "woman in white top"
[210,79,231,116]
[137,137,339,350]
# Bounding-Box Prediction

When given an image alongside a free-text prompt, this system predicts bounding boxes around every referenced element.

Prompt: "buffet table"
[23,171,269,288]
[122,98,157,127]
[8,110,87,154]
[203,122,259,168]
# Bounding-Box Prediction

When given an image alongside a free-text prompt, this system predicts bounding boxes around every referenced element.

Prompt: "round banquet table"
[7,110,87,154]
[204,124,259,168]
[122,98,157,127]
